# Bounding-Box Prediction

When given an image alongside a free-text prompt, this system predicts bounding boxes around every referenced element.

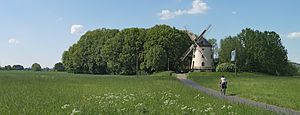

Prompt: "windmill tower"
[181,25,214,72]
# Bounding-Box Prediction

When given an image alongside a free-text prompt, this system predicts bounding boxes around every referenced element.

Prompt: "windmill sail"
[197,24,211,40]
[187,31,197,41]
[181,44,195,61]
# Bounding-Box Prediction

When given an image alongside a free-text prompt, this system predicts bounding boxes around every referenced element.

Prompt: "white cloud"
[187,0,208,14]
[8,38,20,44]
[158,10,176,20]
[158,0,209,20]
[287,32,300,39]
[70,25,85,35]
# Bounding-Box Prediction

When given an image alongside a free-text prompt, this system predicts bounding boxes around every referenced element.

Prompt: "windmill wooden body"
[181,25,214,72]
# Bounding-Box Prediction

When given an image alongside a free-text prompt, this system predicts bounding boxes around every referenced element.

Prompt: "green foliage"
[189,72,300,111]
[12,65,24,70]
[219,28,289,75]
[151,71,175,77]
[62,28,119,74]
[216,63,235,72]
[208,38,218,57]
[102,28,146,75]
[4,65,12,70]
[53,62,65,72]
[280,62,299,76]
[290,62,300,75]
[0,71,274,114]
[63,25,191,75]
[142,25,191,73]
[208,38,219,66]
[219,36,246,70]
[31,63,42,71]
[144,45,167,72]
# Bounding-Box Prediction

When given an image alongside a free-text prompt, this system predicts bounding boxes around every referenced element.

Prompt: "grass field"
[0,71,274,114]
[189,72,300,111]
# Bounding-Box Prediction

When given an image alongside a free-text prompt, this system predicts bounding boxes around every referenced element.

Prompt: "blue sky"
[0,0,299,68]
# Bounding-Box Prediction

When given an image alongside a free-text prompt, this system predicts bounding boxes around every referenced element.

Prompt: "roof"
[196,37,212,47]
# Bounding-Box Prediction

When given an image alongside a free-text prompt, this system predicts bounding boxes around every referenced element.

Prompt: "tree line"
[62,25,299,75]
[62,25,191,75]
[0,62,65,72]
[218,28,298,75]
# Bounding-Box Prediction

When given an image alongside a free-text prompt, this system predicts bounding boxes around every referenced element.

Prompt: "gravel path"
[176,74,300,115]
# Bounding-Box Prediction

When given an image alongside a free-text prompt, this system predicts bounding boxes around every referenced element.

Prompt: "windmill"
[181,25,214,72]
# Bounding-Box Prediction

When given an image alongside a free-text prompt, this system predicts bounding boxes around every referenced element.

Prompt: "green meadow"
[189,72,300,111]
[0,71,274,114]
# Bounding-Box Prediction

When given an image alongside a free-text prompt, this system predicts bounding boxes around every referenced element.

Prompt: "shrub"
[216,63,235,72]
[279,62,299,76]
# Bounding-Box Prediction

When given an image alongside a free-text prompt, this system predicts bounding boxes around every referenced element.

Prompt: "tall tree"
[54,62,65,71]
[102,28,146,75]
[208,38,219,66]
[63,28,119,74]
[31,63,42,71]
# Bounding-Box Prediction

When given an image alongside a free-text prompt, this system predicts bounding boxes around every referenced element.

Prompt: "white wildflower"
[181,105,188,110]
[70,108,80,115]
[227,105,232,109]
[164,99,169,105]
[169,100,176,105]
[61,104,70,109]
[204,107,213,112]
[194,94,200,99]
[192,108,196,112]
[221,105,226,109]
[135,103,143,108]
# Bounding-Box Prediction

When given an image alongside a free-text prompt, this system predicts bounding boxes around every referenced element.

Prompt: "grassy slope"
[0,71,274,114]
[189,72,300,111]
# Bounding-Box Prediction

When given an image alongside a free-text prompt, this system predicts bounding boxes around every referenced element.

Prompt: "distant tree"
[31,63,42,71]
[12,65,24,70]
[280,61,299,76]
[53,62,65,71]
[4,65,12,70]
[43,67,50,71]
[208,38,219,67]
[208,38,218,58]
[219,36,246,71]
[219,28,290,75]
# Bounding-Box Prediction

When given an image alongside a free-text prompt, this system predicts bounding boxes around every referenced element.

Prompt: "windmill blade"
[197,24,212,40]
[184,26,197,41]
[181,44,195,61]
[187,31,197,41]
